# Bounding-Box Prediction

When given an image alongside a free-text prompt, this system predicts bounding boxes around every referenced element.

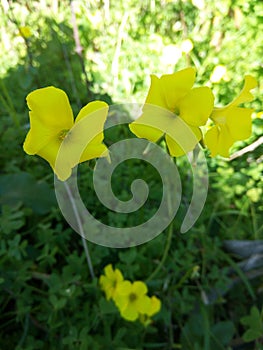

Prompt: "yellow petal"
[179,87,214,126]
[79,144,108,163]
[99,275,108,289]
[129,104,173,141]
[74,101,108,157]
[144,75,167,109]
[165,118,202,157]
[75,100,108,123]
[145,296,161,316]
[23,112,58,155]
[99,275,113,300]
[149,296,161,316]
[205,125,234,157]
[204,126,219,157]
[120,303,139,321]
[55,101,109,179]
[104,264,114,278]
[129,123,163,142]
[116,281,132,295]
[226,107,253,141]
[24,87,74,154]
[217,126,234,157]
[159,67,196,112]
[73,100,108,150]
[135,295,152,314]
[115,294,128,309]
[226,75,257,108]
[115,269,124,283]
[27,87,73,129]
[132,281,148,296]
[35,136,73,180]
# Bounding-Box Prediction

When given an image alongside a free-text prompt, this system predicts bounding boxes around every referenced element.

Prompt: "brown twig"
[230,136,263,160]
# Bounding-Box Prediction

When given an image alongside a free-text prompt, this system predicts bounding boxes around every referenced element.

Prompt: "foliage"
[0,0,262,349]
[241,306,263,343]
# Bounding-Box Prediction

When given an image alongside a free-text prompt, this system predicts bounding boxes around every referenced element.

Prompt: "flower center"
[58,129,69,140]
[129,293,137,302]
[174,106,180,115]
[213,115,226,125]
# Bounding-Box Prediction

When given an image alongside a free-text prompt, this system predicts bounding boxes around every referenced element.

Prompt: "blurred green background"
[0,0,262,349]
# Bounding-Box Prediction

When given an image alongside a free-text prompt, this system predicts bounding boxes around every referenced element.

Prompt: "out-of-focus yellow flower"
[204,76,257,157]
[181,39,194,54]
[23,87,108,181]
[210,65,227,83]
[100,265,162,323]
[99,264,124,300]
[256,111,263,119]
[145,295,161,317]
[191,265,200,279]
[129,67,214,156]
[19,26,32,39]
[138,296,162,326]
[139,296,161,327]
[114,281,151,321]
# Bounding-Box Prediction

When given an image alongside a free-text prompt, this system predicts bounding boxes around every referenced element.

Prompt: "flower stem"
[146,221,173,282]
[63,181,95,280]
[0,80,20,130]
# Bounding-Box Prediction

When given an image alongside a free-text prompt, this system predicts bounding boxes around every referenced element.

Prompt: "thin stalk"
[63,181,95,280]
[6,0,40,86]
[146,154,175,282]
[250,203,258,239]
[146,222,173,282]
[16,313,29,349]
[111,11,129,91]
[0,80,21,130]
[55,22,81,109]
[201,305,210,350]
[70,0,91,99]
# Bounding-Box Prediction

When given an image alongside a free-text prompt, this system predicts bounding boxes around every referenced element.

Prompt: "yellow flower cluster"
[130,68,257,158]
[23,68,257,181]
[99,264,161,324]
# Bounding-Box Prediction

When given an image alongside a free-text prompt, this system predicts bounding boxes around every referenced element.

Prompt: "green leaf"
[212,321,235,345]
[243,329,263,342]
[241,306,263,342]
[0,172,56,214]
[99,297,118,314]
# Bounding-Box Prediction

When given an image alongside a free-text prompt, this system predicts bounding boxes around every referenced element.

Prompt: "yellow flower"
[145,295,161,317]
[114,281,152,321]
[19,26,32,39]
[23,86,108,181]
[129,67,214,156]
[133,295,161,325]
[99,264,124,300]
[204,76,257,157]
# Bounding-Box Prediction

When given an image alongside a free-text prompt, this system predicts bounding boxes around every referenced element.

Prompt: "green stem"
[0,81,20,129]
[146,222,173,282]
[172,268,193,291]
[201,305,210,350]
[70,0,91,99]
[63,181,95,280]
[218,250,255,300]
